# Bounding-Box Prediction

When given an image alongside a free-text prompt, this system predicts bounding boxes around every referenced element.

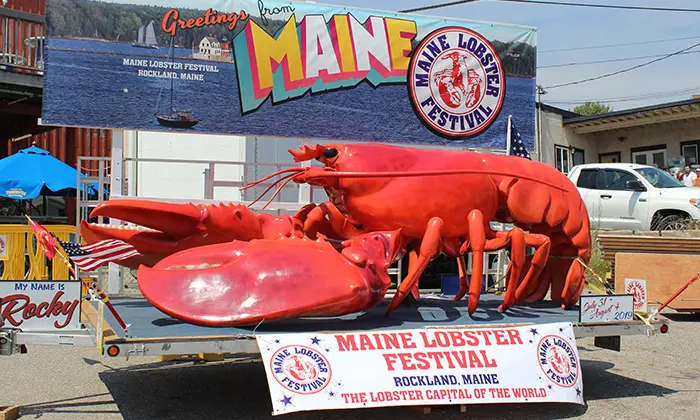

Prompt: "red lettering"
[412,352,431,370]
[359,334,376,350]
[435,331,450,346]
[481,350,498,367]
[420,331,437,348]
[493,330,509,345]
[426,352,446,368]
[475,330,493,345]
[398,352,415,370]
[464,330,480,345]
[335,335,358,351]
[399,332,416,349]
[383,353,399,370]
[1,291,79,329]
[507,329,523,344]
[160,8,250,37]
[449,331,466,346]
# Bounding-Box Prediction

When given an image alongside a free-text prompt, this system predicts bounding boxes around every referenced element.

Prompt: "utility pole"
[536,85,546,163]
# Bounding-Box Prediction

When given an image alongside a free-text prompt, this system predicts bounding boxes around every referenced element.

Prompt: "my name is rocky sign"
[256,322,584,414]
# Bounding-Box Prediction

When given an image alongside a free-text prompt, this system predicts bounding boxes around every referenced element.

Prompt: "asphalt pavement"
[2,311,698,420]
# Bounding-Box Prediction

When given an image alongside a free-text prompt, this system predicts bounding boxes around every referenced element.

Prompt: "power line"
[548,86,700,105]
[543,39,700,89]
[539,49,700,68]
[540,35,700,53]
[399,0,479,13]
[492,0,700,13]
[400,0,700,13]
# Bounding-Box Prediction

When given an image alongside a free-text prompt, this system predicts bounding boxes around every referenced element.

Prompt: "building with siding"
[538,98,700,176]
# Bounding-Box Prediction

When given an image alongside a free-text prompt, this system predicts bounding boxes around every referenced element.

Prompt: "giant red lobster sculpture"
[83,143,591,327]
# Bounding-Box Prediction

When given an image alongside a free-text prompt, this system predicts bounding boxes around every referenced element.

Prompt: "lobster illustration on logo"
[547,346,572,377]
[432,51,483,110]
[283,355,319,382]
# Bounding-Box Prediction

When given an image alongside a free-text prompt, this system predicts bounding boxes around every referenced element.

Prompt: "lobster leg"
[514,234,552,303]
[385,217,444,315]
[498,227,526,313]
[299,201,366,240]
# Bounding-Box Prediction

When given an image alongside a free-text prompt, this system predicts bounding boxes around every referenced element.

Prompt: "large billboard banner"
[43,0,537,148]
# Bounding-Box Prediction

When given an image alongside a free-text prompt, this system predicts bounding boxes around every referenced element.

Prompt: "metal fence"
[0,8,44,74]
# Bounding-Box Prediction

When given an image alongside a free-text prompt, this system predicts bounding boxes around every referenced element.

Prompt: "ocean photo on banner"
[43,0,537,149]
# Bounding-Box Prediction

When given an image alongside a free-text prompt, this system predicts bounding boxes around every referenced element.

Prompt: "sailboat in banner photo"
[154,39,199,129]
[132,21,159,49]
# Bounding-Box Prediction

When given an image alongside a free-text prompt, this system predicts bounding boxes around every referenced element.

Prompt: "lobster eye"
[323,148,338,159]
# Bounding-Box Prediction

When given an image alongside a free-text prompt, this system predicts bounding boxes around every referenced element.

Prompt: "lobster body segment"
[334,145,502,239]
[136,231,403,326]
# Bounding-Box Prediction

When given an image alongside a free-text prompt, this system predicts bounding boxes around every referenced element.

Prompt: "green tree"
[572,101,613,116]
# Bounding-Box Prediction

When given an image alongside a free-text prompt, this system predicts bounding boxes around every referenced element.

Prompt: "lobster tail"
[516,189,592,308]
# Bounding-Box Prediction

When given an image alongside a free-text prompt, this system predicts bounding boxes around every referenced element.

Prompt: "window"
[572,148,585,166]
[602,169,639,191]
[682,144,699,165]
[555,145,570,174]
[632,148,667,168]
[576,169,598,189]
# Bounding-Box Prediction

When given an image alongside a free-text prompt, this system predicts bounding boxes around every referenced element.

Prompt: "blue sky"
[324,0,700,112]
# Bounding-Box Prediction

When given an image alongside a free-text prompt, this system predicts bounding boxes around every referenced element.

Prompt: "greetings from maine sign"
[43,0,536,148]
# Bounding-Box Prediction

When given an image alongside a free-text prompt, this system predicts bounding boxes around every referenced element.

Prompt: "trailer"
[2,292,670,359]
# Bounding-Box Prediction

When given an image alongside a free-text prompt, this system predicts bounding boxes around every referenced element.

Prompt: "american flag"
[57,239,141,272]
[508,118,532,160]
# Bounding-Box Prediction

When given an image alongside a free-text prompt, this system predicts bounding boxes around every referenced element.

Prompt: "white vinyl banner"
[0,281,82,331]
[256,322,584,415]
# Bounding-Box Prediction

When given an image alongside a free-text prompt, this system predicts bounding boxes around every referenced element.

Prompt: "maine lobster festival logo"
[270,345,332,395]
[625,280,646,311]
[409,27,505,138]
[537,335,579,388]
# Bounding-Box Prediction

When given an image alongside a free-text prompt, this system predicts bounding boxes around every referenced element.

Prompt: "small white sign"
[0,281,82,331]
[624,278,648,313]
[579,295,635,324]
[257,322,584,415]
[0,234,7,261]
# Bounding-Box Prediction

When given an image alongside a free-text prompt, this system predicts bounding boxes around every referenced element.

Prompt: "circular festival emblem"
[408,26,506,138]
[537,335,579,388]
[269,345,332,395]
[626,281,646,311]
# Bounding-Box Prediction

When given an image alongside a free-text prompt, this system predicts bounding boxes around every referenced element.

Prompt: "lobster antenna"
[295,169,570,192]
[261,172,305,210]
[241,167,304,191]
[246,171,301,208]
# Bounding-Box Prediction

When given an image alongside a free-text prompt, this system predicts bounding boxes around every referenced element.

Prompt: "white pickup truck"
[567,163,700,231]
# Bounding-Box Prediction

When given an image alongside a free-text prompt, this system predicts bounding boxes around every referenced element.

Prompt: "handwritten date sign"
[579,295,635,324]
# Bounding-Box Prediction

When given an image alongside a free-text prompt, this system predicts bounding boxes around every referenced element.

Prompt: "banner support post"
[108,129,125,296]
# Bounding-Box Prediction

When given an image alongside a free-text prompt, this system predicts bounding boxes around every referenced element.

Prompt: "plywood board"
[615,252,700,311]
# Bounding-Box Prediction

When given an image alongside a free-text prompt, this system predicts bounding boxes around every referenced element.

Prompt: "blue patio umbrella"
[0,145,100,199]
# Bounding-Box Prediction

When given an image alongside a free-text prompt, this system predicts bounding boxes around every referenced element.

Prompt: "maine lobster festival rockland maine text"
[323,328,560,404]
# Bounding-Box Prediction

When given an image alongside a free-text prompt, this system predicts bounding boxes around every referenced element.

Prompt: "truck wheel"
[658,214,686,230]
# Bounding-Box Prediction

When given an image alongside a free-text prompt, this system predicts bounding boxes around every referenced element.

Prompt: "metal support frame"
[98,318,669,359]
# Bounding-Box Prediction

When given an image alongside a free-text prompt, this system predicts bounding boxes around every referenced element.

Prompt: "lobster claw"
[80,199,268,269]
[137,231,404,327]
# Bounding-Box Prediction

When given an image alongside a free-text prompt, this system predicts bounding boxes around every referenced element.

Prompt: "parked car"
[567,163,700,231]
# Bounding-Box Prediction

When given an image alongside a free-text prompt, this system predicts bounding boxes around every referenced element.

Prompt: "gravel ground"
[2,310,698,420]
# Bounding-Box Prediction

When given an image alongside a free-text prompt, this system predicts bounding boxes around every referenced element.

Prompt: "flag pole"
[506,114,513,155]
[25,215,130,334]
[54,243,130,334]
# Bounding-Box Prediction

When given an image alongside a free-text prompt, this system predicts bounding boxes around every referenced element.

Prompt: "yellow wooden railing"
[0,224,77,281]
